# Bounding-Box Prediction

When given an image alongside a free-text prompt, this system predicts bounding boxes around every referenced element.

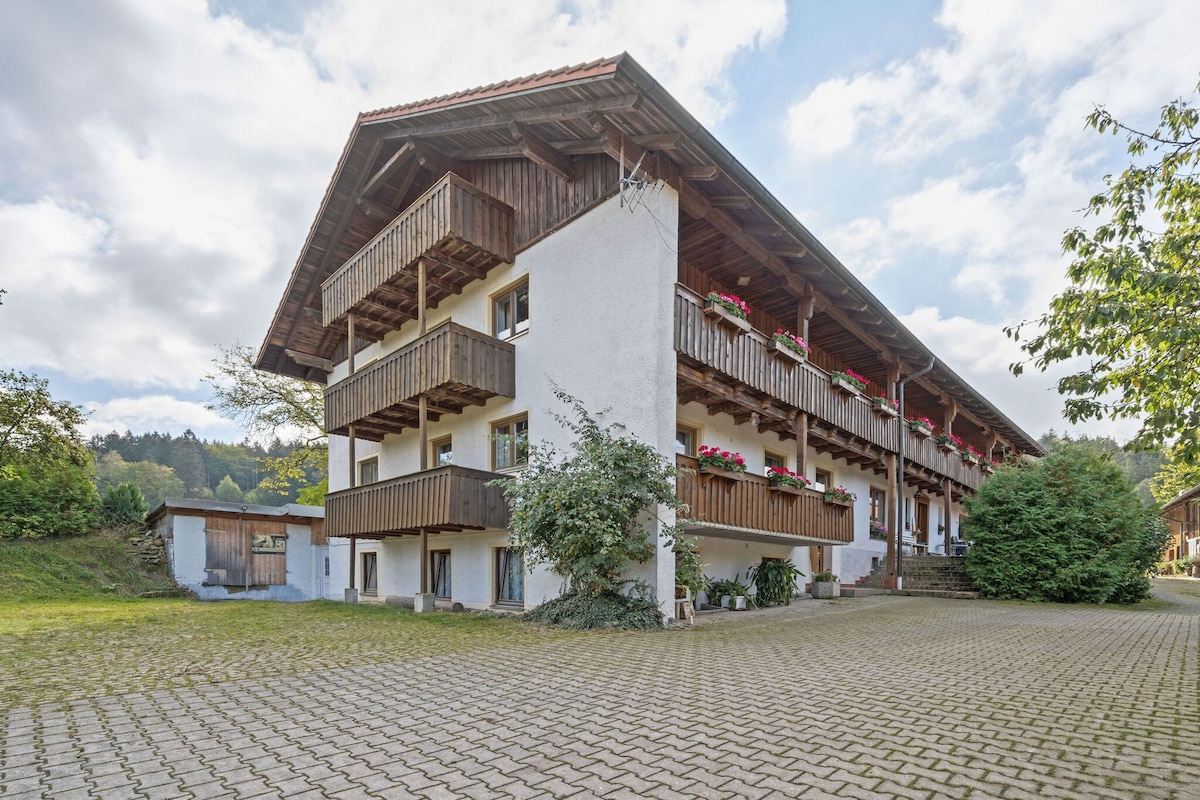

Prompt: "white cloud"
[785,0,1198,165]
[82,395,241,442]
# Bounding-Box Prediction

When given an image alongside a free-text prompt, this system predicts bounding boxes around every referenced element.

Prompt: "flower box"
[981,462,996,474]
[908,420,934,437]
[768,480,809,496]
[830,374,863,397]
[699,464,746,481]
[962,452,980,465]
[767,338,807,367]
[870,397,898,417]
[938,440,958,453]
[703,298,753,334]
[823,492,854,508]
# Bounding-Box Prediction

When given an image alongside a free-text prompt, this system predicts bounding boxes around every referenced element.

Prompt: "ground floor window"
[496,547,524,605]
[361,552,378,596]
[869,487,886,525]
[431,550,451,598]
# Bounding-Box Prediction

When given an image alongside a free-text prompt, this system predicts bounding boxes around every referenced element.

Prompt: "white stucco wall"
[328,188,681,612]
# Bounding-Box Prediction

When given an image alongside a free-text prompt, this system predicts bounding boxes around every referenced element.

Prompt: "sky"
[1,0,1197,446]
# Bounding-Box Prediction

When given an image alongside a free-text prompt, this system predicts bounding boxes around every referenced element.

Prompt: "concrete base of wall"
[344,588,359,604]
[414,593,437,613]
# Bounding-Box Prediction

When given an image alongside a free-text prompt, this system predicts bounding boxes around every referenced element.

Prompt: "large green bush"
[964,446,1169,603]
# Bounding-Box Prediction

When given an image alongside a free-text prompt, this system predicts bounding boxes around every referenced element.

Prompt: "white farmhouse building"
[256,54,1042,618]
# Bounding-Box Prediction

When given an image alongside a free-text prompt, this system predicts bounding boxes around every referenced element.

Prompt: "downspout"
[895,357,936,582]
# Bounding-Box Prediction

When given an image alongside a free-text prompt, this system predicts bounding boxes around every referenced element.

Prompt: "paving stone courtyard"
[3,581,1199,800]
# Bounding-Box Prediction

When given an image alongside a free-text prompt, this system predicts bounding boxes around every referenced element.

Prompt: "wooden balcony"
[324,322,516,441]
[321,173,515,340]
[676,456,854,545]
[326,465,511,538]
[674,286,981,492]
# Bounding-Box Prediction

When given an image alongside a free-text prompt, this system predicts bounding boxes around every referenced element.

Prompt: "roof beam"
[376,94,642,141]
[284,349,333,373]
[409,140,466,179]
[510,122,574,181]
[359,142,415,199]
[680,165,719,181]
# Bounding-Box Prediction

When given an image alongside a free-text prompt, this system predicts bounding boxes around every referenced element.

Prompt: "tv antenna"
[618,139,663,213]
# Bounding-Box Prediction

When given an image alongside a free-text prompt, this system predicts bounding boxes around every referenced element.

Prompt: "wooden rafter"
[510,122,575,181]
[376,94,642,141]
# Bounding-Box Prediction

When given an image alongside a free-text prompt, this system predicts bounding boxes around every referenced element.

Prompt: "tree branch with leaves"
[205,344,327,498]
[1007,79,1200,461]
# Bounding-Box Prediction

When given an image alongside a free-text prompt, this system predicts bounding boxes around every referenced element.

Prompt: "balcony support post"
[794,411,808,475]
[349,535,357,588]
[419,527,429,595]
[885,454,897,581]
[417,258,428,336]
[796,289,814,345]
[419,395,429,470]
[943,477,953,554]
[348,424,356,488]
[347,313,356,375]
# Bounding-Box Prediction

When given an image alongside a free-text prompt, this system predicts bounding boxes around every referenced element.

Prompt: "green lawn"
[0,531,572,710]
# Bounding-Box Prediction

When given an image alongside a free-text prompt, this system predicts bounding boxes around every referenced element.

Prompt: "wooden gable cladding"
[324,322,516,441]
[325,465,511,538]
[321,173,516,337]
[203,518,288,587]
[676,456,854,545]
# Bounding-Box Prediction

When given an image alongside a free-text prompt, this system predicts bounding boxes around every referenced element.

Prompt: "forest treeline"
[89,429,323,509]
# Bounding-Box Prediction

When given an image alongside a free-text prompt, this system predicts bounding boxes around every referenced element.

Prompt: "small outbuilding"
[1160,484,1200,565]
[148,498,331,601]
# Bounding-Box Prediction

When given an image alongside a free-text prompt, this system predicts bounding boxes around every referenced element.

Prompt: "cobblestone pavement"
[3,582,1199,799]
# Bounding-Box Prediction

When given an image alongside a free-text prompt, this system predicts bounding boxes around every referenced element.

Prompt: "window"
[432,436,453,467]
[493,415,529,471]
[358,457,379,486]
[361,552,378,596]
[496,547,524,605]
[494,280,530,341]
[431,550,451,599]
[813,468,832,492]
[764,451,786,477]
[869,487,886,525]
[676,425,697,457]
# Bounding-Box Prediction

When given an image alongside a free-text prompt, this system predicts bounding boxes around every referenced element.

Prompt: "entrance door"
[915,500,930,552]
[361,552,378,597]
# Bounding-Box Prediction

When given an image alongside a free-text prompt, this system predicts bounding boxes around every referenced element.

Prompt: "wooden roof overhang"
[257,53,1042,457]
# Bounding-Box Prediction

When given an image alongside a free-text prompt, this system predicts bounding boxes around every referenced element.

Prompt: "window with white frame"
[813,468,832,492]
[430,550,451,599]
[358,457,379,486]
[492,415,529,471]
[764,451,786,477]
[493,280,530,341]
[495,547,524,605]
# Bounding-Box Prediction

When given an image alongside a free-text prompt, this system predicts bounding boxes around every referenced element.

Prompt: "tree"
[102,482,149,527]
[94,452,185,510]
[1149,447,1200,504]
[214,474,245,503]
[1038,431,1165,504]
[206,344,326,496]
[1007,80,1200,462]
[0,369,100,538]
[498,390,684,623]
[964,445,1169,604]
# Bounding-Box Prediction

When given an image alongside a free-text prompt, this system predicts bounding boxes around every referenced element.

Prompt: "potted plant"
[962,445,984,464]
[908,416,935,437]
[870,395,898,416]
[767,465,812,494]
[705,577,734,609]
[703,291,753,334]
[869,522,888,540]
[830,369,869,395]
[810,571,840,599]
[727,574,754,610]
[823,486,856,507]
[748,559,803,606]
[768,329,810,367]
[697,445,747,480]
[673,535,706,603]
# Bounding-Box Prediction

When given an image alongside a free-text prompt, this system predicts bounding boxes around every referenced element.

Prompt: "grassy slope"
[0,527,176,601]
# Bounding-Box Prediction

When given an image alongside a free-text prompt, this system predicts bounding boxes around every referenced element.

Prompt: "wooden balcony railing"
[326,465,511,538]
[321,173,515,333]
[324,322,516,441]
[675,286,982,491]
[676,456,854,544]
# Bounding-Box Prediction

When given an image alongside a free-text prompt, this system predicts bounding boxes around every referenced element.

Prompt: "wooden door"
[915,500,930,548]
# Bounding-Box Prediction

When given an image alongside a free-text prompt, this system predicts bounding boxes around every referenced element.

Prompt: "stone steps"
[854,555,978,593]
